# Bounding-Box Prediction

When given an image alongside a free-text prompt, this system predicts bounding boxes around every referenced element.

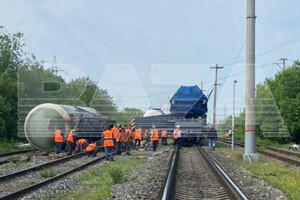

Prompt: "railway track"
[218,138,300,166]
[160,146,247,200]
[0,144,132,200]
[0,149,35,165]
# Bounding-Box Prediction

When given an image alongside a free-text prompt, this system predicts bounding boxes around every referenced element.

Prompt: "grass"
[52,159,144,200]
[218,146,300,200]
[40,169,58,178]
[0,141,18,153]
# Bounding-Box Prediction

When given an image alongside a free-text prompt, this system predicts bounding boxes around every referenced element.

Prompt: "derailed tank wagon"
[133,85,210,145]
[24,103,115,151]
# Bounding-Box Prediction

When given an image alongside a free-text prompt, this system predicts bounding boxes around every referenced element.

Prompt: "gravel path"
[204,146,290,200]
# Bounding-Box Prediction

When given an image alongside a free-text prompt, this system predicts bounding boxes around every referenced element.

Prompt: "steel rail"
[160,146,179,200]
[0,152,85,181]
[218,138,300,166]
[197,146,248,200]
[0,155,106,200]
[0,149,35,158]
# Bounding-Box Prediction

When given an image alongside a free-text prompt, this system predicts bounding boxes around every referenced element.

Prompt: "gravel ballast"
[203,146,290,200]
[18,146,172,200]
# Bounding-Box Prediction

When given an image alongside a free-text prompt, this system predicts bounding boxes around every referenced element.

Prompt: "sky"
[1,0,300,123]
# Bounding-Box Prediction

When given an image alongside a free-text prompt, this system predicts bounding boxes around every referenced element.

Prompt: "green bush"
[107,166,126,184]
[40,169,57,178]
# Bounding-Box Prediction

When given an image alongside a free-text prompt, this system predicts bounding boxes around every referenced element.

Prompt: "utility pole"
[279,58,288,69]
[210,64,223,127]
[244,0,259,162]
[232,80,237,151]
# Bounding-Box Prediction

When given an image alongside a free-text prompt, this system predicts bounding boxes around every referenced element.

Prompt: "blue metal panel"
[170,85,208,118]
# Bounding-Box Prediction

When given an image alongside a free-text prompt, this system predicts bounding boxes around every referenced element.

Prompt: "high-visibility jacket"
[144,130,149,138]
[67,129,75,144]
[78,139,87,145]
[54,129,63,143]
[111,127,118,139]
[173,129,181,139]
[151,129,159,141]
[123,129,133,143]
[134,128,142,140]
[103,130,114,147]
[116,129,124,142]
[161,130,167,138]
[86,143,96,152]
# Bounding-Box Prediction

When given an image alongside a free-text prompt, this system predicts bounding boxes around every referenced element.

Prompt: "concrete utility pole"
[232,80,237,151]
[244,0,259,162]
[210,64,223,127]
[279,58,288,69]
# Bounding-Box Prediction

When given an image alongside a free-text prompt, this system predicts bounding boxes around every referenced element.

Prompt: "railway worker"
[76,138,89,153]
[54,128,64,154]
[161,130,168,145]
[66,127,77,155]
[208,125,218,151]
[103,127,114,161]
[111,124,118,141]
[173,125,182,149]
[124,127,132,155]
[116,126,125,155]
[144,129,149,142]
[85,143,98,157]
[134,127,142,150]
[151,125,160,151]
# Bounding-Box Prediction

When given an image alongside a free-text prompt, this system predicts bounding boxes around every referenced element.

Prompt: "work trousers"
[105,147,114,161]
[87,147,98,157]
[152,140,158,151]
[177,137,182,149]
[161,137,167,145]
[55,142,62,154]
[116,141,122,155]
[125,142,131,155]
[67,142,75,155]
[208,138,216,150]
[134,139,141,150]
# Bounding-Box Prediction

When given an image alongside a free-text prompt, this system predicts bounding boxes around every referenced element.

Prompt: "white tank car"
[24,103,114,151]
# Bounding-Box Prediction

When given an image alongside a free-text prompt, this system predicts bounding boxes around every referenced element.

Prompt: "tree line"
[0,29,143,142]
[218,61,300,143]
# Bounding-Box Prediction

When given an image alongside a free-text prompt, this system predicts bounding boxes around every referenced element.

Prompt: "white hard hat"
[176,125,180,128]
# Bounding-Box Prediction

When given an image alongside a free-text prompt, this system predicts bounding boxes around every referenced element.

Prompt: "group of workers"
[53,124,184,160]
[54,127,92,156]
[54,124,217,161]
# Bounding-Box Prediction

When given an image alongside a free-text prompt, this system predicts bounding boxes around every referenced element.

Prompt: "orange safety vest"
[54,130,63,143]
[111,127,118,139]
[67,129,75,144]
[103,130,114,147]
[124,129,132,143]
[162,130,167,138]
[86,143,96,152]
[116,129,124,142]
[78,139,87,145]
[144,130,149,138]
[134,129,142,140]
[151,129,159,141]
[173,129,180,139]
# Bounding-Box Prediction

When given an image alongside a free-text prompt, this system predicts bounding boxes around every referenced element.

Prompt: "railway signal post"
[244,0,259,162]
